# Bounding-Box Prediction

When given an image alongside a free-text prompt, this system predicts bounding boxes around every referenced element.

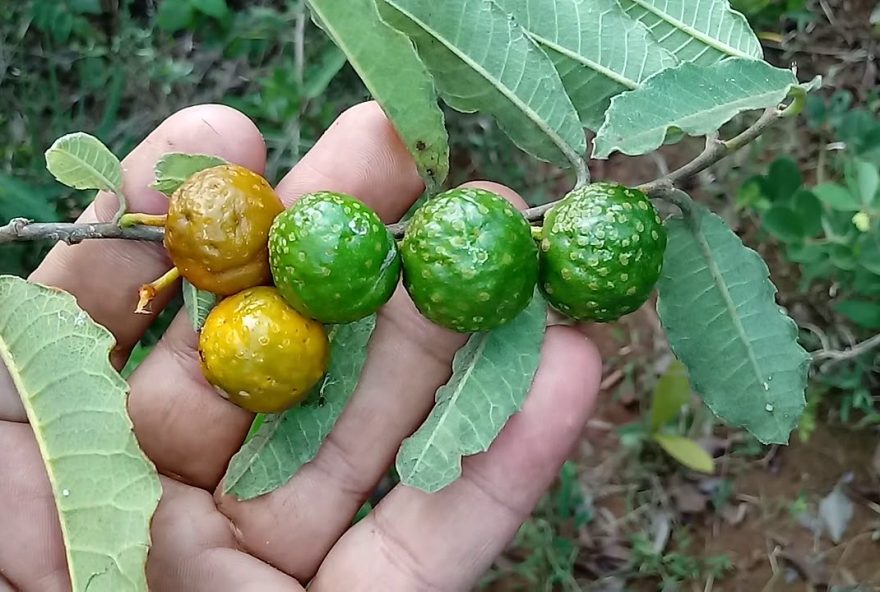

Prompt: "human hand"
[0,101,602,591]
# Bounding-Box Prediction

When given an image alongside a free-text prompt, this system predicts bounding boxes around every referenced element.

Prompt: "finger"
[310,326,602,591]
[216,179,530,581]
[128,101,424,490]
[28,105,267,369]
[147,478,302,592]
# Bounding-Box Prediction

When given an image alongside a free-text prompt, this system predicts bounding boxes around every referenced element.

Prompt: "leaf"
[157,1,195,32]
[308,0,449,190]
[0,172,60,222]
[396,294,547,493]
[381,0,586,170]
[45,132,123,192]
[302,45,348,100]
[493,0,677,131]
[182,280,218,332]
[793,189,823,237]
[656,206,811,444]
[763,205,805,243]
[223,316,376,500]
[654,434,715,473]
[616,0,762,64]
[192,0,229,19]
[850,158,880,205]
[594,58,799,158]
[819,479,854,544]
[834,299,880,329]
[650,360,691,431]
[0,275,161,591]
[766,157,803,202]
[150,153,228,196]
[813,183,861,212]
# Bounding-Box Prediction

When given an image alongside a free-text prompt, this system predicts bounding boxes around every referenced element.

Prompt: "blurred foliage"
[737,90,880,426]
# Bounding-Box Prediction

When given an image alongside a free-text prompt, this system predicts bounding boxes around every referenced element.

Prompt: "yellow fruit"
[164,164,285,295]
[198,286,329,413]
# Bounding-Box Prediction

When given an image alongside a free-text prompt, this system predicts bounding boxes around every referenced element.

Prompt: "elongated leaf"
[223,316,376,500]
[617,0,761,63]
[594,59,799,158]
[45,132,122,192]
[396,295,547,493]
[182,280,218,332]
[494,0,676,131]
[650,360,691,431]
[657,207,810,444]
[381,0,586,169]
[308,0,449,190]
[151,153,228,196]
[654,434,715,474]
[0,275,161,591]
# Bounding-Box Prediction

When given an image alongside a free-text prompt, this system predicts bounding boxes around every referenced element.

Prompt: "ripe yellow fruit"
[198,287,329,413]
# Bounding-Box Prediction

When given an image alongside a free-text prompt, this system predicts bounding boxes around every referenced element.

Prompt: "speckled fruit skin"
[539,183,667,322]
[164,164,285,295]
[268,191,400,324]
[198,286,329,414]
[401,187,539,333]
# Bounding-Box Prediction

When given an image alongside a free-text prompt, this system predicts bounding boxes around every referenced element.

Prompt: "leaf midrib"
[50,135,120,191]
[526,33,638,90]
[625,0,755,59]
[388,0,583,167]
[0,322,83,588]
[403,334,490,481]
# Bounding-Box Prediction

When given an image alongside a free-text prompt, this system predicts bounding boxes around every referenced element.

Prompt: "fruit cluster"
[160,164,666,413]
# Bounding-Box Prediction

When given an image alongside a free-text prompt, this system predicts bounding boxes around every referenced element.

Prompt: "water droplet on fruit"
[62,489,70,497]
[765,403,774,412]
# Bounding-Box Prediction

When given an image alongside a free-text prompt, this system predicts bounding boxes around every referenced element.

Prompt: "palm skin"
[0,102,601,592]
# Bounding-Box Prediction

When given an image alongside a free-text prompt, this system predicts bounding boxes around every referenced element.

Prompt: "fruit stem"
[119,213,168,228]
[136,267,181,314]
[530,226,544,241]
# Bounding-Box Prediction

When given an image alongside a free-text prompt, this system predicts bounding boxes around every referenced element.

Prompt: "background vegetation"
[2,0,878,589]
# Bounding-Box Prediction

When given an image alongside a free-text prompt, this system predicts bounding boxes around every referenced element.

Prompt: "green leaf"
[192,0,229,19]
[0,276,161,591]
[763,205,805,243]
[381,0,586,170]
[793,189,823,237]
[656,206,810,444]
[0,173,59,222]
[835,299,880,329]
[493,0,677,131]
[223,316,376,500]
[850,158,880,206]
[308,0,449,190]
[650,360,691,431]
[813,183,861,212]
[594,58,799,158]
[151,153,228,196]
[182,280,218,332]
[766,157,803,202]
[45,132,123,193]
[653,434,715,474]
[157,1,196,33]
[396,294,548,493]
[617,0,762,63]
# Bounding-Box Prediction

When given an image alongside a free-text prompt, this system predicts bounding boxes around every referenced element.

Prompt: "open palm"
[0,102,601,591]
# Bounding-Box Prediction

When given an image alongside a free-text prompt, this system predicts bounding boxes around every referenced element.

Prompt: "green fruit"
[401,187,538,333]
[269,191,400,324]
[539,183,667,322]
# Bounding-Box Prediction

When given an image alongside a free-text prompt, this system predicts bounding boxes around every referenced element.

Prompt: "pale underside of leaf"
[151,153,228,196]
[396,294,547,493]
[617,0,762,64]
[45,132,123,192]
[182,280,218,332]
[223,316,376,500]
[307,0,449,190]
[495,0,676,131]
[593,58,798,158]
[656,207,810,444]
[0,275,161,592]
[381,0,586,170]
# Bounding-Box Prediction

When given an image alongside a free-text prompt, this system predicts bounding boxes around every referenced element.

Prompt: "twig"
[813,333,880,363]
[0,218,164,244]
